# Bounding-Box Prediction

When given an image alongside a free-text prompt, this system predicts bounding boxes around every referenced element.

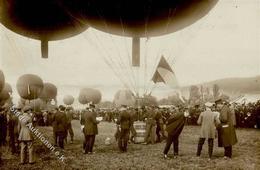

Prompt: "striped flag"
[152,55,179,88]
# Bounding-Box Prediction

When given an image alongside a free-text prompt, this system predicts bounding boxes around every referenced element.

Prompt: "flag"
[152,55,179,88]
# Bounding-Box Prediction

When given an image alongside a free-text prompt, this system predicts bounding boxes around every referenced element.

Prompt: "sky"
[0,0,260,102]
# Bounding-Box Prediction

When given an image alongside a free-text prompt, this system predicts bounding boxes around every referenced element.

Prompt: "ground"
[1,121,260,170]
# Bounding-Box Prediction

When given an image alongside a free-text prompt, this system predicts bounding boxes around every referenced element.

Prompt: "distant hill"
[180,76,260,97]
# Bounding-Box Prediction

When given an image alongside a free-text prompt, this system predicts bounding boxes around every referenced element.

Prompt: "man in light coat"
[196,102,220,160]
[18,106,34,165]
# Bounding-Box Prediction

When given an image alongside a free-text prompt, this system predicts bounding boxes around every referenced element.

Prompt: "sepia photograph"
[0,0,260,169]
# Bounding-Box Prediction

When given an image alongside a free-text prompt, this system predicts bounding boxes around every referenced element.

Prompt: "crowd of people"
[1,98,259,165]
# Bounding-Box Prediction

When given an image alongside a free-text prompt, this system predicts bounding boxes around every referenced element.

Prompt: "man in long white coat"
[196,102,220,160]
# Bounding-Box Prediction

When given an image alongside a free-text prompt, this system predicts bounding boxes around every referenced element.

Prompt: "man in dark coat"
[53,105,67,149]
[155,107,165,143]
[116,106,132,152]
[65,108,74,144]
[8,107,19,154]
[0,107,7,146]
[144,106,157,144]
[163,107,186,159]
[82,104,99,154]
[216,100,237,158]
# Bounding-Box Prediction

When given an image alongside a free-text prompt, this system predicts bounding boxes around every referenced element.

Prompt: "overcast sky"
[0,0,259,101]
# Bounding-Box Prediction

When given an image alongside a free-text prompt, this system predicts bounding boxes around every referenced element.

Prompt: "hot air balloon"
[0,70,5,93]
[39,83,58,102]
[62,0,218,65]
[63,95,74,105]
[78,88,102,104]
[0,0,88,58]
[113,89,136,107]
[16,74,44,100]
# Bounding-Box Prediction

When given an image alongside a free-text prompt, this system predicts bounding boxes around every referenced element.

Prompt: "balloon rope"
[119,16,139,95]
[91,6,137,93]
[62,7,133,91]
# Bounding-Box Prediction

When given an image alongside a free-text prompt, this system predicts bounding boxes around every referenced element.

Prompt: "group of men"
[162,99,237,160]
[0,104,75,165]
[0,98,238,166]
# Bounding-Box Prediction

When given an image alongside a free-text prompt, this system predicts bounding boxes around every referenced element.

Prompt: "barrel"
[133,121,146,144]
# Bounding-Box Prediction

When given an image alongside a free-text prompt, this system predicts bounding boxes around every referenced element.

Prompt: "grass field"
[1,120,260,170]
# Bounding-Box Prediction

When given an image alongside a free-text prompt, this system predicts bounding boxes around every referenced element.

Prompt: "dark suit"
[218,105,237,158]
[83,111,98,153]
[117,110,132,152]
[8,113,19,154]
[53,111,67,149]
[163,112,185,156]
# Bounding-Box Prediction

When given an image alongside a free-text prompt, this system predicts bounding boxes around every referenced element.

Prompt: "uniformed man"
[82,104,99,154]
[52,105,68,149]
[18,106,35,165]
[116,105,132,152]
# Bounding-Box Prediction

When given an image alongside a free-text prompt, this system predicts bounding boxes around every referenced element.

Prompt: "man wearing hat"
[8,106,20,154]
[18,106,34,164]
[82,104,99,154]
[216,99,237,159]
[143,106,157,145]
[116,105,132,152]
[196,102,220,160]
[53,105,67,149]
[163,106,187,159]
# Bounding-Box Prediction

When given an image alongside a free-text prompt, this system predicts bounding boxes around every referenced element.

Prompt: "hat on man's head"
[205,102,213,108]
[215,99,223,104]
[59,105,66,111]
[23,105,32,112]
[89,104,95,108]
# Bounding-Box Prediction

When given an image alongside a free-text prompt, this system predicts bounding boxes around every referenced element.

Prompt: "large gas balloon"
[16,74,44,100]
[63,95,74,105]
[78,88,102,104]
[39,83,57,102]
[113,89,136,107]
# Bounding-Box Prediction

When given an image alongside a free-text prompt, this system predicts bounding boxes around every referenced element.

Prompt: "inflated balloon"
[63,95,74,105]
[78,88,102,104]
[4,83,13,94]
[39,83,57,102]
[25,98,45,112]
[0,83,11,102]
[113,90,136,107]
[63,0,218,37]
[16,74,44,100]
[139,95,158,106]
[0,0,88,58]
[0,70,5,93]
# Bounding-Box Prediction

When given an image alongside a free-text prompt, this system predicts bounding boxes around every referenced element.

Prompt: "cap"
[23,105,32,112]
[205,102,213,107]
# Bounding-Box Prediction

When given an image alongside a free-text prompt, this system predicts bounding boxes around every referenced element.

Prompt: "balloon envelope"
[63,95,74,105]
[25,98,45,112]
[39,83,57,101]
[78,88,102,104]
[113,90,136,107]
[0,70,5,93]
[0,83,11,102]
[16,74,44,100]
[63,0,218,37]
[0,0,87,41]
